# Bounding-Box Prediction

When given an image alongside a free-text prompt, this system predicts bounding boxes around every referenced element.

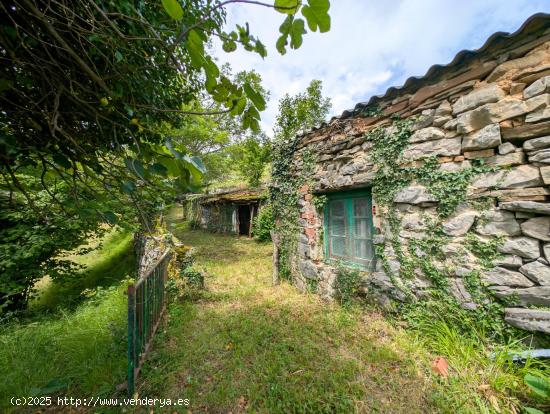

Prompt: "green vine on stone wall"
[362,117,511,338]
[271,135,317,280]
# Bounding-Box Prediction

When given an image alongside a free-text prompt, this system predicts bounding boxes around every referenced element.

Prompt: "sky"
[213,0,550,135]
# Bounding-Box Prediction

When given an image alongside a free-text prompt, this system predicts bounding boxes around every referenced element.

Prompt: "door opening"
[238,204,251,236]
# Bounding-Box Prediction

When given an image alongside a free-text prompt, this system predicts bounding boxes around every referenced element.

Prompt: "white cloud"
[213,0,550,135]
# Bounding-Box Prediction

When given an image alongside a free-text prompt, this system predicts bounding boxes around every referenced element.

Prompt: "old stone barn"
[183,187,266,236]
[272,13,550,334]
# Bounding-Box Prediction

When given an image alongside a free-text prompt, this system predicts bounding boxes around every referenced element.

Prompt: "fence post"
[127,284,136,397]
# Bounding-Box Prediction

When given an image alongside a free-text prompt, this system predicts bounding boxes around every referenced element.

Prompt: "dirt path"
[139,223,442,413]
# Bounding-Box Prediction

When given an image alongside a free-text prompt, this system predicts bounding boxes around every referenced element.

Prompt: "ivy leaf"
[161,0,184,20]
[274,0,300,14]
[243,82,266,111]
[525,373,550,398]
[114,51,123,62]
[301,0,331,32]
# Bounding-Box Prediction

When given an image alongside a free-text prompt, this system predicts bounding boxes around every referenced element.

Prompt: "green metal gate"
[127,250,172,396]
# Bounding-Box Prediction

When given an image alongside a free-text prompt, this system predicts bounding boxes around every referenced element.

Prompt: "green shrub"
[334,262,363,306]
[252,204,274,242]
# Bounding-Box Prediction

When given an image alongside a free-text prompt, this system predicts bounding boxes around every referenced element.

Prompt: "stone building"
[183,187,266,236]
[274,13,550,334]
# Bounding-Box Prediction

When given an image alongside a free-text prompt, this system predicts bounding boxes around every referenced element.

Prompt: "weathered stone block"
[526,107,550,123]
[544,243,550,261]
[484,152,526,167]
[520,216,550,241]
[464,149,495,159]
[439,160,472,172]
[492,286,550,306]
[476,210,521,236]
[487,50,548,82]
[519,260,550,285]
[494,255,523,269]
[528,149,550,164]
[505,308,550,334]
[402,137,462,160]
[498,142,516,155]
[299,260,319,280]
[541,166,550,185]
[452,84,506,115]
[523,75,550,99]
[435,100,452,117]
[470,165,542,190]
[442,210,477,236]
[483,267,534,287]
[409,127,445,143]
[462,123,501,151]
[501,120,550,142]
[393,186,437,204]
[499,200,550,215]
[498,236,540,259]
[523,135,550,152]
[449,278,473,303]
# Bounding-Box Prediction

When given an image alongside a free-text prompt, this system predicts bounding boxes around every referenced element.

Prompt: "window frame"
[323,188,375,270]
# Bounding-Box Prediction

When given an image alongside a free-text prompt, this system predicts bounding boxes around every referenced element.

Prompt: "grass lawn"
[0,211,547,413]
[0,228,134,412]
[138,210,549,413]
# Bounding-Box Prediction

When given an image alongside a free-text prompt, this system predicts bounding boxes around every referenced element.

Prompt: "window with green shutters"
[323,189,375,269]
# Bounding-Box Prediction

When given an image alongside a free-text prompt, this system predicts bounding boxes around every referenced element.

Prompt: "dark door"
[238,205,251,235]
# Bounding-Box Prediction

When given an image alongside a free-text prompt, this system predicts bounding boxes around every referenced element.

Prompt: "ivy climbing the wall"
[363,116,512,339]
[271,140,316,280]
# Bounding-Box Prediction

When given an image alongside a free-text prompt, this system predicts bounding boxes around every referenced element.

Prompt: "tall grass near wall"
[0,229,134,411]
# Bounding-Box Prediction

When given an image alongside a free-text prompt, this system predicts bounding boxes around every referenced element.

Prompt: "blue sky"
[213,0,550,135]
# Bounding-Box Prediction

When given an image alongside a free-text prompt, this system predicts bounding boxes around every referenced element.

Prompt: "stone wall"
[281,23,550,334]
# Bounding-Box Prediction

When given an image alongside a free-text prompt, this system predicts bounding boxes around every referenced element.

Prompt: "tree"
[0,0,332,311]
[232,134,272,187]
[273,79,332,143]
[270,79,331,270]
[164,67,270,186]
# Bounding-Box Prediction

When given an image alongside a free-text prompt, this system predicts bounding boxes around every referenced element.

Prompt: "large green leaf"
[290,18,306,49]
[274,0,300,14]
[525,373,550,398]
[186,30,206,68]
[301,0,331,32]
[276,15,293,54]
[243,82,266,111]
[161,0,184,20]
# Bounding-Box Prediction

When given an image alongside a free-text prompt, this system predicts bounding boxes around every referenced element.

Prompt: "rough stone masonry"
[275,14,550,335]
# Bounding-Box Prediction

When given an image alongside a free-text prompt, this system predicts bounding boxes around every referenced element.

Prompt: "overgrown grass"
[0,228,134,412]
[402,301,550,413]
[32,228,134,311]
[141,212,549,413]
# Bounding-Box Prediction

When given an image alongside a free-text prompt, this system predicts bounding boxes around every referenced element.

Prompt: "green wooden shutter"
[324,189,375,269]
[328,199,348,257]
